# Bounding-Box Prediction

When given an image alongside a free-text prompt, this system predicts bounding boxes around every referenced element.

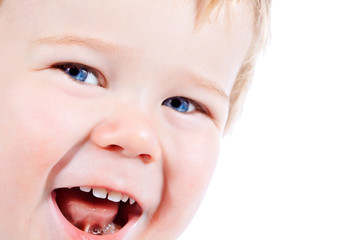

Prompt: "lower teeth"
[86,223,120,236]
[90,227,103,235]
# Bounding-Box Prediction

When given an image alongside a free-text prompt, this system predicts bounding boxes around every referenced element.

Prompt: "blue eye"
[162,97,196,113]
[55,63,99,86]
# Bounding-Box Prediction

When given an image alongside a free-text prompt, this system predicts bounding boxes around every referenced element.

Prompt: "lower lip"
[50,191,140,240]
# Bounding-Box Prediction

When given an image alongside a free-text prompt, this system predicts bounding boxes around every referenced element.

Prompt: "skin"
[0,0,253,239]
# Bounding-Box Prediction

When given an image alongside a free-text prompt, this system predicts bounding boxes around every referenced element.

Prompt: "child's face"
[0,0,252,239]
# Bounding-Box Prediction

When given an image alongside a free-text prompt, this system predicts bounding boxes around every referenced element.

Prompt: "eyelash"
[52,62,103,86]
[190,100,211,116]
[162,97,210,116]
[52,62,211,116]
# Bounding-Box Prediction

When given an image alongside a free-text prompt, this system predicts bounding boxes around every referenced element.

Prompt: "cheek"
[0,77,67,230]
[0,61,101,233]
[171,135,219,194]
[162,112,221,198]
[0,74,93,193]
[149,126,221,238]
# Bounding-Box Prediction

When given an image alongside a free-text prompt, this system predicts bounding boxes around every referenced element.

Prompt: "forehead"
[1,0,253,92]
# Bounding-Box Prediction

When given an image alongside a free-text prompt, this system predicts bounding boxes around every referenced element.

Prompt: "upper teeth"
[79,186,136,205]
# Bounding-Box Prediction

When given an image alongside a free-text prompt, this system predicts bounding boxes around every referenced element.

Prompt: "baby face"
[0,0,252,239]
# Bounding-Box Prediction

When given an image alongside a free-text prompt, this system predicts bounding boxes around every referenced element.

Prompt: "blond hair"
[196,0,271,130]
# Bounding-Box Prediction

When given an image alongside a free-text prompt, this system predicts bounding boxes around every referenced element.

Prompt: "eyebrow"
[182,71,229,100]
[33,35,122,53]
[33,35,229,100]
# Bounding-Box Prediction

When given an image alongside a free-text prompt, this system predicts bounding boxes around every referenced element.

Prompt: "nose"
[90,112,161,163]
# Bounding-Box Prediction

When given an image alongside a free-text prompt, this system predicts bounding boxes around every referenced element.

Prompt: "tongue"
[55,188,119,233]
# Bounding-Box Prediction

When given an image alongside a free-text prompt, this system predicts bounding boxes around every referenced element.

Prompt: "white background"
[180,1,360,239]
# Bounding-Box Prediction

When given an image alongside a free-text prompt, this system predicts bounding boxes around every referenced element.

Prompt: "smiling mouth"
[54,187,142,236]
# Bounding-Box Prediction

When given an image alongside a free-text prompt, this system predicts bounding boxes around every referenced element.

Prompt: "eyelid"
[184,97,212,117]
[188,99,211,117]
[51,62,106,87]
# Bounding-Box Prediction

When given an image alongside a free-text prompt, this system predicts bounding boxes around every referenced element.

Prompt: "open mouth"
[54,187,142,236]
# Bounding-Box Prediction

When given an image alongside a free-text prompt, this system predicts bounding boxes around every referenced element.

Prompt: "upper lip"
[49,166,152,213]
[48,149,163,224]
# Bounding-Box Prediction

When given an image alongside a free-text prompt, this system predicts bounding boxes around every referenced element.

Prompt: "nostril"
[105,145,152,162]
[107,145,123,151]
[139,154,152,163]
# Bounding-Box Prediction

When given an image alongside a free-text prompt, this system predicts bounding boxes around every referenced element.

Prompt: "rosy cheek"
[149,126,220,237]
[162,109,221,198]
[179,134,220,196]
[0,80,87,182]
[2,95,59,179]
